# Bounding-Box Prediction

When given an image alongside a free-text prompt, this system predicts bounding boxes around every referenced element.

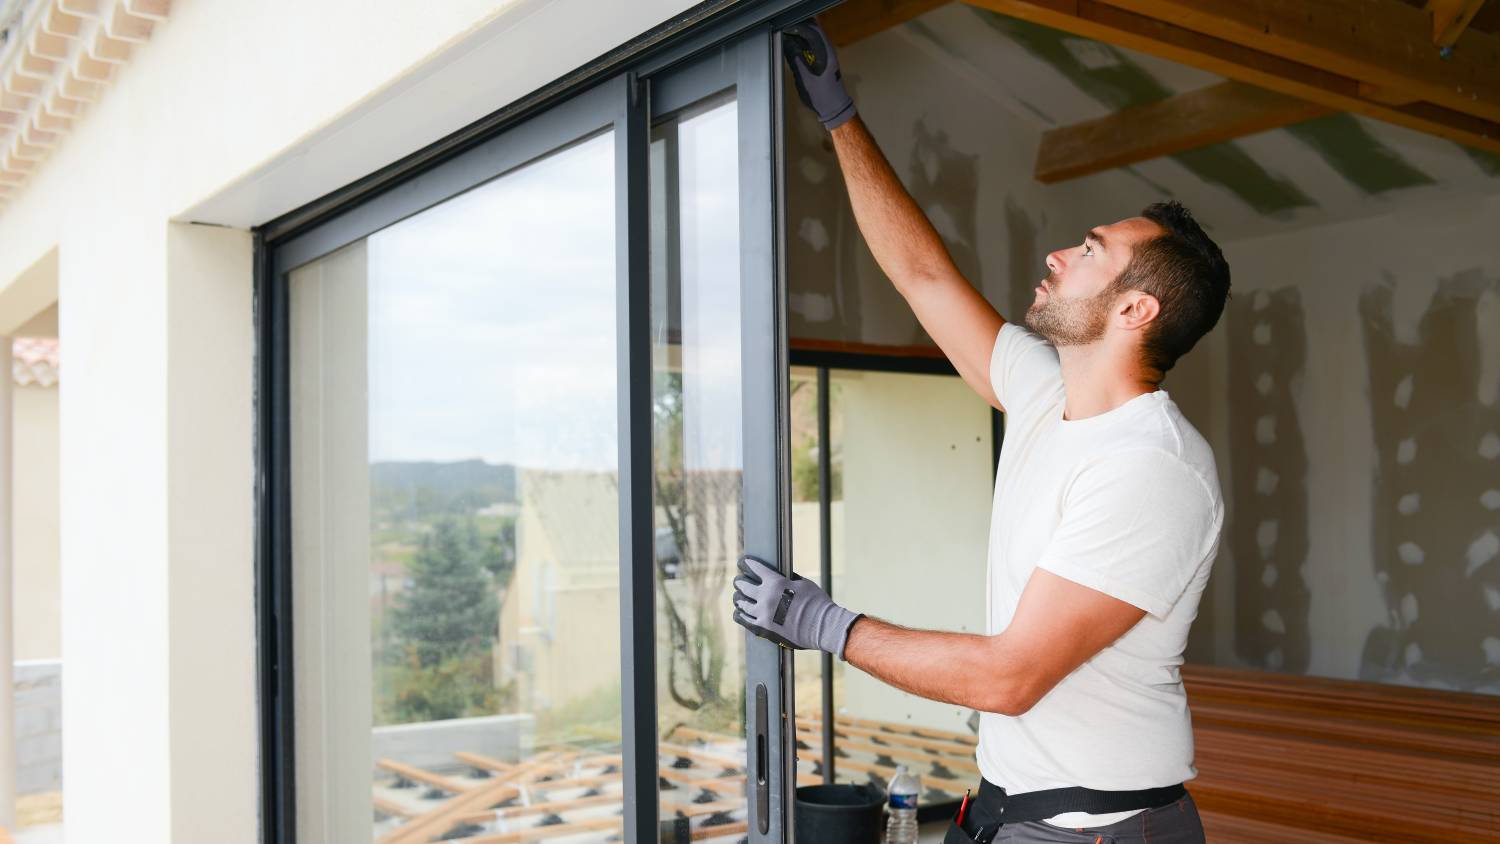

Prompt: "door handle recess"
[755,682,769,834]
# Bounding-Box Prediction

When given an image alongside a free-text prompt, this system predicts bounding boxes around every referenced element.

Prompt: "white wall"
[13,303,60,664]
[0,1,704,840]
[13,378,59,662]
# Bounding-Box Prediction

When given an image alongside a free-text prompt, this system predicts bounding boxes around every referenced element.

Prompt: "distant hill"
[371,459,517,520]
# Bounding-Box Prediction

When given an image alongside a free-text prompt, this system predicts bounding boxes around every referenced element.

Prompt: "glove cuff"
[825,608,863,661]
[822,99,857,131]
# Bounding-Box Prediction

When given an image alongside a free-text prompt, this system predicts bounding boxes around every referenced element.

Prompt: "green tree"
[477,517,518,594]
[389,517,499,669]
[388,648,501,724]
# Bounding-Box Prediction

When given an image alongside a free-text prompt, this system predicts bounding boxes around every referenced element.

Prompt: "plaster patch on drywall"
[1359,271,1500,693]
[1004,198,1041,324]
[1227,288,1312,672]
[784,80,865,341]
[973,9,1315,217]
[1283,115,1435,195]
[909,118,983,288]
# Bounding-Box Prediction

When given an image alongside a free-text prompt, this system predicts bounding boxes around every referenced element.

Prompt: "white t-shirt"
[977,323,1224,828]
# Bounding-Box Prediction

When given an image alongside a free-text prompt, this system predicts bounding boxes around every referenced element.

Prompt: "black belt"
[943,778,1187,843]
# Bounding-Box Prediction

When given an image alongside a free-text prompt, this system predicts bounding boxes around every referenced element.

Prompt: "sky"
[350,101,743,473]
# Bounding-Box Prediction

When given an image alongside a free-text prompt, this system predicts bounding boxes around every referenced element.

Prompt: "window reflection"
[650,95,760,843]
[291,131,630,843]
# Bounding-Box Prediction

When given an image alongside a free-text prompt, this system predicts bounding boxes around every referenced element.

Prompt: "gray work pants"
[993,793,1206,844]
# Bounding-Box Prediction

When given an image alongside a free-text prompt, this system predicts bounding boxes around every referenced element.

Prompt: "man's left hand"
[732,555,862,659]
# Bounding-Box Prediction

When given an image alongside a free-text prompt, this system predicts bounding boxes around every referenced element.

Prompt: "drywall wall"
[1212,193,1500,693]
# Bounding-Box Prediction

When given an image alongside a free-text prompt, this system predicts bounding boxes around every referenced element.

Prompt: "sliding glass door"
[277,86,627,844]
[647,32,792,844]
[260,24,794,844]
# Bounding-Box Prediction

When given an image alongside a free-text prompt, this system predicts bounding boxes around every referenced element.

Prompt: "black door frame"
[254,2,840,843]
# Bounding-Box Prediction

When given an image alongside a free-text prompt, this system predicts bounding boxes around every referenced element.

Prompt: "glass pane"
[820,370,990,804]
[649,93,752,843]
[289,131,626,843]
[789,366,828,781]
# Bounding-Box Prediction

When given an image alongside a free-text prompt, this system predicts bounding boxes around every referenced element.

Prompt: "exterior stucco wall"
[13,378,59,662]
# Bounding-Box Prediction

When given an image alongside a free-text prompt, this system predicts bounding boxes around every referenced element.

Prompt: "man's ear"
[1116,292,1160,331]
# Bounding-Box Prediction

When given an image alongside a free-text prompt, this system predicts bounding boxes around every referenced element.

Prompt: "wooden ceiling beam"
[1095,0,1500,125]
[821,0,955,46]
[1428,0,1489,48]
[963,0,1500,153]
[1357,81,1419,106]
[1035,81,1330,183]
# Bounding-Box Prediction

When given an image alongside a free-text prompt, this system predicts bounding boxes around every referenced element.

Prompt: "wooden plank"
[478,789,625,823]
[798,718,978,756]
[663,725,742,747]
[691,820,750,841]
[834,757,973,793]
[375,758,474,795]
[457,799,746,844]
[794,725,982,772]
[822,0,955,46]
[1096,0,1500,124]
[452,750,517,774]
[833,714,979,746]
[1357,81,1418,106]
[1181,664,1500,732]
[1035,81,1330,182]
[457,769,669,827]
[1428,0,1488,48]
[659,739,744,769]
[1198,810,1365,844]
[1179,664,1500,841]
[373,796,415,819]
[378,752,564,844]
[1190,768,1497,839]
[963,0,1500,153]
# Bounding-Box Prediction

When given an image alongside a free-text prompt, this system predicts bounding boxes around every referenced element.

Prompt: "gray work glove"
[732,555,862,659]
[782,21,856,130]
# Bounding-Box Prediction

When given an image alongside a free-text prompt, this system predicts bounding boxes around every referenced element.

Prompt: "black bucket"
[794,782,886,844]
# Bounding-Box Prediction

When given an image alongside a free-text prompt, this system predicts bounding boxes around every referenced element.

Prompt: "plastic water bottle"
[884,764,920,844]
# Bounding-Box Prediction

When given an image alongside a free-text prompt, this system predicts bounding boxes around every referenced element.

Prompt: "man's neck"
[1056,342,1159,421]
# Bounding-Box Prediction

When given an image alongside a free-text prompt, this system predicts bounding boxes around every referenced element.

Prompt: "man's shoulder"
[1155,397,1221,494]
[991,324,1063,415]
[1071,430,1221,512]
[1092,395,1217,478]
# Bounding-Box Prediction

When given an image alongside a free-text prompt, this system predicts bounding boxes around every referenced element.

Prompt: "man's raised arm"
[785,22,1007,410]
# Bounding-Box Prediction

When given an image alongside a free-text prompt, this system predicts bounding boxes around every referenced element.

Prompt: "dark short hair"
[1110,201,1231,374]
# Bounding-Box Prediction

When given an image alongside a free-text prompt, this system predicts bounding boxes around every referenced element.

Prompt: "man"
[731,21,1230,844]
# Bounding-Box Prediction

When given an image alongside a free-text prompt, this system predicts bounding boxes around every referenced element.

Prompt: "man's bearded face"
[1024,273,1116,346]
